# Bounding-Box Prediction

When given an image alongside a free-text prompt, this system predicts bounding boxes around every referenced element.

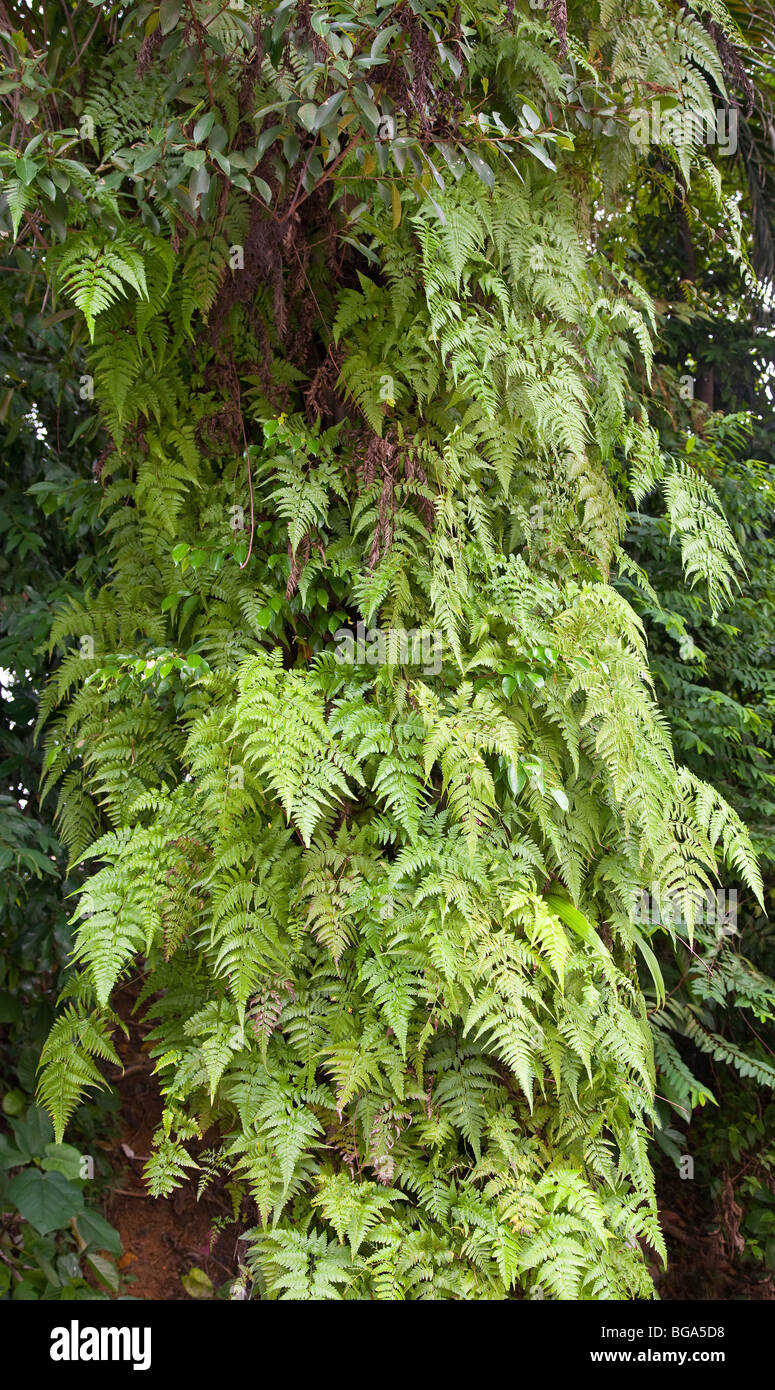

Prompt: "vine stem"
[236,376,255,569]
[185,0,216,108]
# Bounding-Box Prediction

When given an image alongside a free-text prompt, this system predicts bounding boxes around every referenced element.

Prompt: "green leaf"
[86,1251,120,1292]
[189,165,210,208]
[41,1143,85,1180]
[75,1209,123,1257]
[352,87,381,132]
[313,91,346,131]
[11,1106,54,1160]
[283,131,300,165]
[1,1081,24,1109]
[0,1133,26,1169]
[194,111,215,143]
[297,103,318,132]
[7,1168,84,1234]
[133,146,162,174]
[634,931,666,1007]
[256,125,283,158]
[462,147,494,189]
[159,0,182,35]
[550,787,569,813]
[435,141,466,179]
[181,1266,213,1299]
[545,896,611,967]
[16,156,39,185]
[37,174,57,200]
[507,762,527,796]
[370,24,401,59]
[524,139,556,171]
[520,101,541,132]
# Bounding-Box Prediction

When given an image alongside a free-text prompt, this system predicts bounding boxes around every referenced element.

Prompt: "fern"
[12,0,764,1301]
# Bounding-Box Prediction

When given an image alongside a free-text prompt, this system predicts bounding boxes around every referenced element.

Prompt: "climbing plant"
[0,0,767,1298]
[607,119,775,1267]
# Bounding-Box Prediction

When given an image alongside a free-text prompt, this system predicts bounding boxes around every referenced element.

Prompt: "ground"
[104,983,240,1301]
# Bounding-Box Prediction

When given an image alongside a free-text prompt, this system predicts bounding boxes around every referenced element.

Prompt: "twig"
[110,1062,151,1080]
[185,0,216,108]
[236,375,255,569]
[0,1249,22,1282]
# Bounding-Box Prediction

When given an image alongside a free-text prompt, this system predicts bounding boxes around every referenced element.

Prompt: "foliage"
[0,229,101,1087]
[0,0,770,1299]
[0,1100,123,1300]
[608,133,775,1262]
[0,111,123,1301]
